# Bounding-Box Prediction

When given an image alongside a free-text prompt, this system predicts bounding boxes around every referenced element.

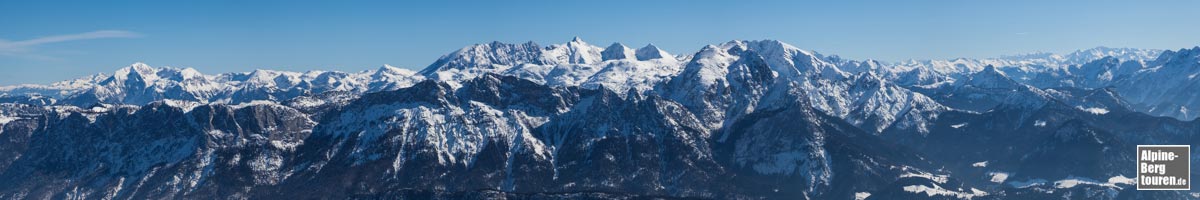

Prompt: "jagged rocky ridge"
[1,38,1199,199]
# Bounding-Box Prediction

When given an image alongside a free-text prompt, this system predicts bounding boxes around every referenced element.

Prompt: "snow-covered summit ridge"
[419,37,685,92]
[421,37,679,73]
[0,62,425,105]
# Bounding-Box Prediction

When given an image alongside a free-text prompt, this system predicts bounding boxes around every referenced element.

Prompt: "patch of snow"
[1108,175,1136,185]
[1034,120,1047,127]
[901,172,949,184]
[1054,179,1085,188]
[248,153,285,184]
[207,130,228,138]
[89,105,111,112]
[289,98,326,108]
[972,161,988,167]
[988,172,1009,183]
[1098,70,1113,81]
[160,99,202,112]
[0,115,19,125]
[1076,106,1109,115]
[232,100,281,109]
[270,140,302,151]
[854,192,871,200]
[105,177,125,200]
[1052,175,1134,189]
[903,184,988,199]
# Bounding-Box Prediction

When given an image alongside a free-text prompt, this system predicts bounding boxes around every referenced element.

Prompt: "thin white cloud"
[0,30,142,59]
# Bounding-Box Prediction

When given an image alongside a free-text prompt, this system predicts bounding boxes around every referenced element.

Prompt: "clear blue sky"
[2,0,1199,85]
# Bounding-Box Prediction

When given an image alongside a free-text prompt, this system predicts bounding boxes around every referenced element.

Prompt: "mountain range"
[1,38,1198,199]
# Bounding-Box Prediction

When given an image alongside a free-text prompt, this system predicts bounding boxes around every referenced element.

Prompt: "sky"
[2,0,1199,85]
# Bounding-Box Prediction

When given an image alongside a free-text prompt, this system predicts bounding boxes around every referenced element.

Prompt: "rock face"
[0,102,315,199]
[1,39,1198,199]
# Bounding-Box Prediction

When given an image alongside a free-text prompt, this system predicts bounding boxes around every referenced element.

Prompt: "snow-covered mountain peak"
[635,43,672,61]
[374,64,416,77]
[996,51,1059,60]
[172,67,205,81]
[247,69,289,80]
[1064,46,1162,65]
[981,64,1005,75]
[109,62,160,83]
[707,40,795,62]
[238,69,299,89]
[987,46,1161,66]
[564,36,592,48]
[672,39,853,86]
[600,42,635,61]
[694,44,727,58]
[126,62,154,73]
[720,40,810,57]
[959,65,1021,89]
[376,64,400,72]
[420,41,548,75]
[1152,46,1200,65]
[744,40,846,79]
[367,64,421,89]
[554,37,602,64]
[833,57,887,74]
[101,64,217,86]
[418,39,683,92]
